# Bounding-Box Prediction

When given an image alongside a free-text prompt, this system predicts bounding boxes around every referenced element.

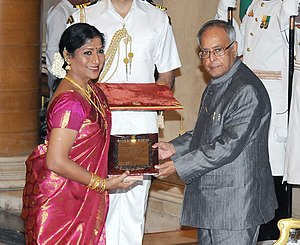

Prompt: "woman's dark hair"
[59,23,105,57]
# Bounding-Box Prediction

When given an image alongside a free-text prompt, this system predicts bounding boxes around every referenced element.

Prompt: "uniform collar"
[98,0,146,15]
[73,0,98,9]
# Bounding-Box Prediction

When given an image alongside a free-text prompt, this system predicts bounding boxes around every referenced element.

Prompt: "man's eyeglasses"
[198,41,235,59]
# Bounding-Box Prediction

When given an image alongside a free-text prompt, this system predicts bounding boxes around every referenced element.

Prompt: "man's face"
[199,26,237,79]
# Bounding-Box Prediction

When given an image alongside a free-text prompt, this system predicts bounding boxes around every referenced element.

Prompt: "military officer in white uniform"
[71,1,181,244]
[216,0,293,176]
[284,1,300,185]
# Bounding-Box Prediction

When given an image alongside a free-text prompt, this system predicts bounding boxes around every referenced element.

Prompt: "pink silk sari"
[21,83,111,245]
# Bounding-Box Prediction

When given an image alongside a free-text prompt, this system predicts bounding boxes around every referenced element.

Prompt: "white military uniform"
[283,1,300,184]
[217,0,291,176]
[71,1,181,244]
[46,0,75,94]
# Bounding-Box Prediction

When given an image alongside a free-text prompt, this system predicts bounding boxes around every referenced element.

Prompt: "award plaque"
[100,83,183,176]
[108,134,159,176]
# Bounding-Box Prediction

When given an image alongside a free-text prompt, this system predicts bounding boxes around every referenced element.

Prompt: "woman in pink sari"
[21,23,135,245]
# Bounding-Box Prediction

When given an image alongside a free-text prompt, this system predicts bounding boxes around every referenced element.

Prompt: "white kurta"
[72,1,181,244]
[46,0,75,92]
[217,0,290,176]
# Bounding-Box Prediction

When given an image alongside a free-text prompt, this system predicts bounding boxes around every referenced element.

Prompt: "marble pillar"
[0,1,41,193]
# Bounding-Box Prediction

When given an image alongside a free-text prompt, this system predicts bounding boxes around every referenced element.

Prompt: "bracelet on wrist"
[87,172,106,193]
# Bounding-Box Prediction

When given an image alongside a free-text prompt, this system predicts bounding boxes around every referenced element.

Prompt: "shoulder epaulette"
[67,15,74,25]
[143,0,167,11]
[74,0,98,9]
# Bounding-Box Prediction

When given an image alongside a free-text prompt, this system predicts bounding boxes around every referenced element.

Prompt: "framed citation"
[108,134,158,176]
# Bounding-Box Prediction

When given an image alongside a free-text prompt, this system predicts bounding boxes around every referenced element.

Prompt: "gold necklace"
[64,76,108,129]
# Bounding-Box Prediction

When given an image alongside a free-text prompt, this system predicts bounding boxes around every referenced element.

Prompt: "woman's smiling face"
[68,37,105,81]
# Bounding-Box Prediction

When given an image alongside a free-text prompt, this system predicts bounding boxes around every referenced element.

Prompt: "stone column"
[0,0,41,192]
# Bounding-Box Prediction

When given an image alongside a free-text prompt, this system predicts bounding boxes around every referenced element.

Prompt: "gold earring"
[65,62,71,71]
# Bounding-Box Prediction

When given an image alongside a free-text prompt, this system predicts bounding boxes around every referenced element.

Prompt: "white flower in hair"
[51,52,66,79]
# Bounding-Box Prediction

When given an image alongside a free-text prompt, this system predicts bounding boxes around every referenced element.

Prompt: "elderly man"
[216,0,300,239]
[154,20,277,245]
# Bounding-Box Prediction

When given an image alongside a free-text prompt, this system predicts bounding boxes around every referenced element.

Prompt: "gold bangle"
[99,178,106,193]
[87,172,95,189]
[94,178,102,192]
[91,175,102,190]
[87,172,102,191]
[87,172,107,193]
[95,178,106,193]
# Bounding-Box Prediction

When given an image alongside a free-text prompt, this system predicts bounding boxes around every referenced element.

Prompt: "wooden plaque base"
[108,134,159,176]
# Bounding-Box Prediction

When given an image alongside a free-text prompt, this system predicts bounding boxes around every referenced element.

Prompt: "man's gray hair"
[197,20,236,46]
